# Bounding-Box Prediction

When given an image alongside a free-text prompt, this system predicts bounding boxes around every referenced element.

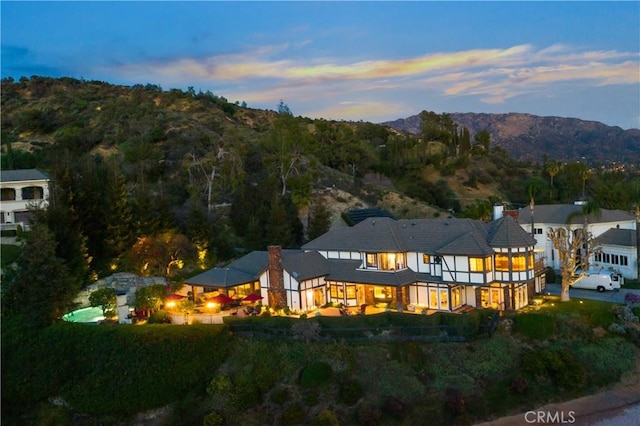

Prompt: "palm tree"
[546,162,560,200]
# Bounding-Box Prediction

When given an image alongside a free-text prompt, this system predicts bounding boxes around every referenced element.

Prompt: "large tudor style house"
[186,215,546,314]
[0,168,50,231]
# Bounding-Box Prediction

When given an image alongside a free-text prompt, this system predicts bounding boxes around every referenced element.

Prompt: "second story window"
[470,257,493,272]
[423,254,430,264]
[512,254,527,271]
[366,253,377,268]
[495,254,509,272]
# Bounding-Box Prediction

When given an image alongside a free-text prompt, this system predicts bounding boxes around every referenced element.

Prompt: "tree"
[129,232,195,277]
[473,130,491,153]
[546,161,561,200]
[89,288,117,319]
[547,200,599,302]
[307,199,332,241]
[1,222,74,328]
[177,298,196,324]
[135,284,167,317]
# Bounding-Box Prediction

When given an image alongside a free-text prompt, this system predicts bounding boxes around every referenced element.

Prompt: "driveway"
[544,283,639,304]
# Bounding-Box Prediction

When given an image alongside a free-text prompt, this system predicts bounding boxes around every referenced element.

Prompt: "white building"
[511,203,638,280]
[0,169,50,231]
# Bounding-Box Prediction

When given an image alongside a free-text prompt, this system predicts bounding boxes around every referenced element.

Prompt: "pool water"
[62,306,106,323]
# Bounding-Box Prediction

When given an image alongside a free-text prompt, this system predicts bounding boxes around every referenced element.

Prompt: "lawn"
[1,244,21,267]
[521,295,617,327]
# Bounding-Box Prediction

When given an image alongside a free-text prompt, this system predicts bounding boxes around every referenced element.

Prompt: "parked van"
[571,269,623,292]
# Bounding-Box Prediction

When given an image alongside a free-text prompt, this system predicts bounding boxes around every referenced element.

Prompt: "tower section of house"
[0,169,50,231]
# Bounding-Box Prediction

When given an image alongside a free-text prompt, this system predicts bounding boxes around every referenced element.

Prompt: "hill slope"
[383,112,640,163]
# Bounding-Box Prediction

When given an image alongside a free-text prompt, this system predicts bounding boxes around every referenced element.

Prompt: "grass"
[520,295,617,327]
[624,279,640,290]
[1,244,21,267]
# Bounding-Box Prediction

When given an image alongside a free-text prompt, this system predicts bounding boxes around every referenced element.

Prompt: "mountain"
[383,112,640,163]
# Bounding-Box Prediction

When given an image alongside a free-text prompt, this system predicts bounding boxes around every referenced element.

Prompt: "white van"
[571,270,623,292]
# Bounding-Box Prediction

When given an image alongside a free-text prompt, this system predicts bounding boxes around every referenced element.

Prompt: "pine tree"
[2,222,74,328]
[307,200,332,241]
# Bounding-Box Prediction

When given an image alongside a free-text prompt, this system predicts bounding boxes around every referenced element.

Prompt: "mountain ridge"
[383,112,640,163]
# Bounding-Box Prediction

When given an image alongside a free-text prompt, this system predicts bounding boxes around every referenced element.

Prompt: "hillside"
[383,112,640,163]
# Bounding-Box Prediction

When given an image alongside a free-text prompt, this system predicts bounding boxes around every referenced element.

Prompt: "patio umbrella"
[211,293,234,304]
[243,293,263,303]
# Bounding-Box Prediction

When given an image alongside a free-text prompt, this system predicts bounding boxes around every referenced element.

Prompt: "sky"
[2,1,639,129]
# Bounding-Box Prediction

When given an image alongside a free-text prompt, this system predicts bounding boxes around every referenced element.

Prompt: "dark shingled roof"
[0,169,50,183]
[326,259,417,286]
[185,250,330,287]
[595,228,637,247]
[518,204,635,225]
[304,215,535,254]
[487,215,537,248]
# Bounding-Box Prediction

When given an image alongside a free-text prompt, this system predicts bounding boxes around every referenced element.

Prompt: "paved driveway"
[544,283,639,304]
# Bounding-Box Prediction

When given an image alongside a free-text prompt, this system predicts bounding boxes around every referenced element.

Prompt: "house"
[511,202,638,280]
[185,215,546,313]
[0,169,50,231]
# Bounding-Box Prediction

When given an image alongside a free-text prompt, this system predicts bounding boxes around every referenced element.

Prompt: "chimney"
[267,246,286,308]
[493,204,504,221]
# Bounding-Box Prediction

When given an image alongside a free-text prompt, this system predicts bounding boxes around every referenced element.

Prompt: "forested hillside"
[385,112,640,163]
[2,76,639,287]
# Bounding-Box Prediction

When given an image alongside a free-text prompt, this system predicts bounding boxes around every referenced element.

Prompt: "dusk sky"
[2,1,639,129]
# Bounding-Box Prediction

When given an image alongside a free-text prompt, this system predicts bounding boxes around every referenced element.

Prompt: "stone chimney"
[267,246,287,308]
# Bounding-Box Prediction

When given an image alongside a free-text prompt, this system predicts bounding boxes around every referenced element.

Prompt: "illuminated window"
[439,289,448,309]
[451,287,461,308]
[374,286,393,299]
[366,253,377,268]
[345,285,357,299]
[423,254,430,264]
[528,253,534,268]
[512,254,527,271]
[495,254,509,271]
[429,289,438,308]
[484,257,493,271]
[470,257,485,272]
[330,285,344,299]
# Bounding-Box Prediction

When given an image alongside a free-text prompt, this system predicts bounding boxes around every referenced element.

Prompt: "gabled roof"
[281,251,328,281]
[0,169,50,183]
[487,215,537,248]
[303,215,535,254]
[517,204,635,225]
[595,228,637,247]
[436,231,494,255]
[185,249,329,287]
[185,251,268,287]
[303,217,409,252]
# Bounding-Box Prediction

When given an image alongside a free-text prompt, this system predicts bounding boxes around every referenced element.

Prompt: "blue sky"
[2,1,639,129]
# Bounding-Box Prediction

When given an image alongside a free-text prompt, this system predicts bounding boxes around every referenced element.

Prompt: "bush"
[270,387,289,405]
[384,396,407,419]
[280,403,306,426]
[147,310,171,324]
[313,409,339,426]
[203,412,224,426]
[299,361,332,388]
[522,348,586,390]
[357,402,382,425]
[339,379,363,405]
[625,292,640,305]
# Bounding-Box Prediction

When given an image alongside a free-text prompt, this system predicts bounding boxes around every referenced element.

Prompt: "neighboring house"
[0,169,50,231]
[186,215,546,313]
[510,202,638,280]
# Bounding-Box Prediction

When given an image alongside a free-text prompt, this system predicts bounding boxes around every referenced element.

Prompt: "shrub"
[280,403,306,426]
[357,402,382,425]
[270,387,289,405]
[203,412,224,426]
[147,310,171,324]
[523,348,586,390]
[299,362,332,388]
[384,396,407,419]
[312,409,339,426]
[625,292,640,305]
[339,379,363,405]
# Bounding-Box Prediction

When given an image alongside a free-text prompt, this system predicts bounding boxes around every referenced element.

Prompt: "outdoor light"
[207,302,215,309]
[166,301,176,308]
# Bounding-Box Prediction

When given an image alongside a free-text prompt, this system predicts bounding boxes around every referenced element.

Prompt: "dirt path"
[475,356,640,426]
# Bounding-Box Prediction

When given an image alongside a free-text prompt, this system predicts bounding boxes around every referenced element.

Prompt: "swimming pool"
[62,306,106,323]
